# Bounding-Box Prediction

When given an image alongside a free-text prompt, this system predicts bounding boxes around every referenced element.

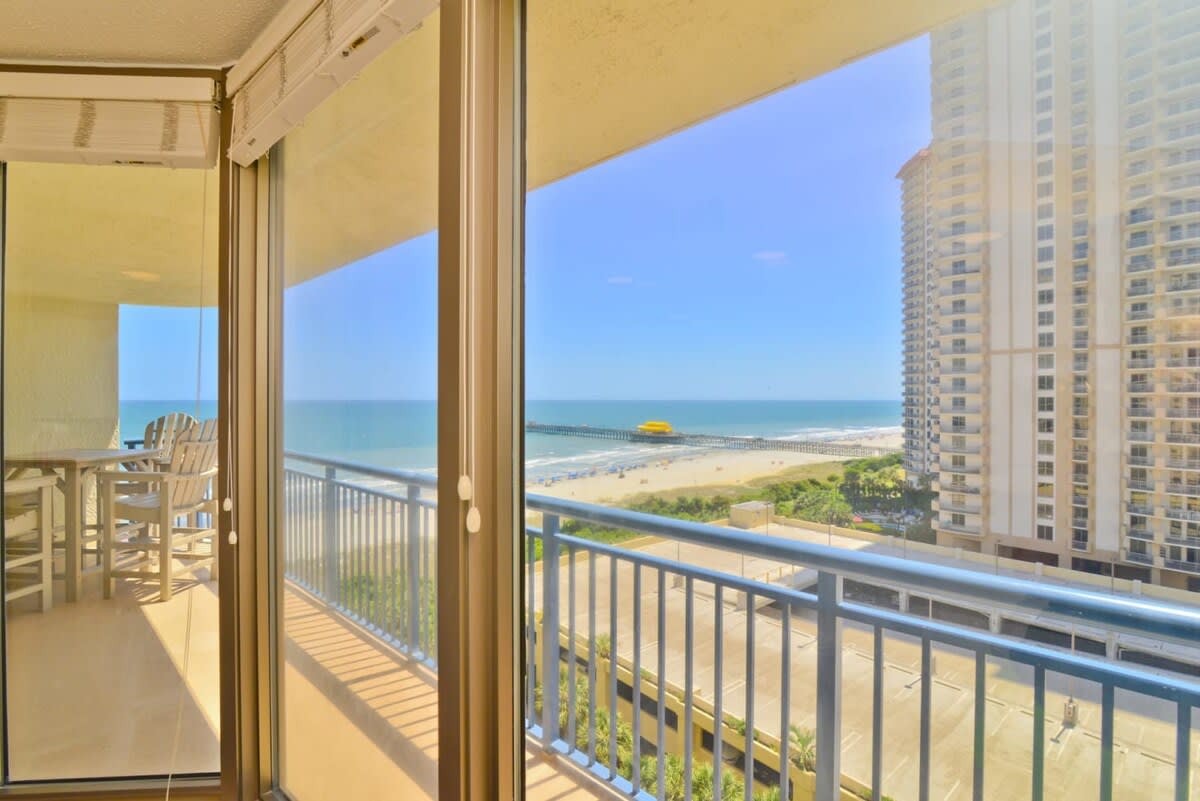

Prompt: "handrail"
[284,450,439,490]
[529,493,1200,644]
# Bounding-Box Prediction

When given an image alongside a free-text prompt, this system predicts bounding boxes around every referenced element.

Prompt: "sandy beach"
[527,431,903,506]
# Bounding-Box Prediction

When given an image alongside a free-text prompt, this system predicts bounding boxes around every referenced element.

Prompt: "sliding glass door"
[2,159,220,782]
[271,15,441,801]
[522,2,1200,801]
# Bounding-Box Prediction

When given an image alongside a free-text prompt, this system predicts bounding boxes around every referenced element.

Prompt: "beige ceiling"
[284,0,993,284]
[0,0,290,67]
[5,162,218,306]
[7,0,994,305]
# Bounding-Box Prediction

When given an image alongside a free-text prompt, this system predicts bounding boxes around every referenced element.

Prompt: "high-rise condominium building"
[899,149,939,485]
[902,0,1200,590]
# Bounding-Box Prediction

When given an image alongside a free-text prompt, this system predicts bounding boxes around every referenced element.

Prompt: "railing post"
[322,466,338,600]
[816,571,842,801]
[541,513,561,750]
[407,483,422,655]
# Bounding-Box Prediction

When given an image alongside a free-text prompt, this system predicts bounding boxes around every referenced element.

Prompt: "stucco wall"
[5,292,119,455]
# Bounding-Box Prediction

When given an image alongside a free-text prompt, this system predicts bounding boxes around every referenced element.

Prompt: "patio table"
[5,448,162,602]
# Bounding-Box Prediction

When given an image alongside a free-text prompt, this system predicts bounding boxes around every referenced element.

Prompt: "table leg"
[63,467,81,603]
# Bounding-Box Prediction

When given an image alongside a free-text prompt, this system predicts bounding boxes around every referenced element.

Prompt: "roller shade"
[0,74,218,168]
[228,0,437,166]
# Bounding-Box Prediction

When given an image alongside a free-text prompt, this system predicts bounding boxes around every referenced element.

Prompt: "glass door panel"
[274,16,440,801]
[3,161,219,780]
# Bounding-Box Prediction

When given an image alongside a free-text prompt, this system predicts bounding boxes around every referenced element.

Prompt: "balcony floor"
[6,572,610,798]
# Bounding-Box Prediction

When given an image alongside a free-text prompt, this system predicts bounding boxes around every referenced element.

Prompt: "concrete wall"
[4,291,119,455]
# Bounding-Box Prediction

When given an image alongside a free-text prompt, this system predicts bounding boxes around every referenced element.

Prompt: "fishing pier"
[525,422,899,459]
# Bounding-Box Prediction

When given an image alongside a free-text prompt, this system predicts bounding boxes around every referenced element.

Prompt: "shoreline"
[528,431,902,506]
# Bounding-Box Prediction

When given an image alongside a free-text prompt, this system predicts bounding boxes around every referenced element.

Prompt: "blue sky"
[121,34,930,403]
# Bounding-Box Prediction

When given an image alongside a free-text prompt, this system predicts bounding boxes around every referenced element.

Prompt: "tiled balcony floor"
[4,570,608,798]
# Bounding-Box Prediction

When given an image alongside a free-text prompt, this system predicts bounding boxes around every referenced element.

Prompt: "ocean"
[120,399,901,479]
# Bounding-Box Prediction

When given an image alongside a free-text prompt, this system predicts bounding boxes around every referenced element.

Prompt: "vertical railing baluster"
[632,564,643,793]
[427,506,436,657]
[657,569,666,800]
[338,485,347,608]
[816,572,842,801]
[541,514,561,750]
[714,584,724,800]
[973,650,986,801]
[568,544,578,751]
[526,529,536,728]
[919,637,931,801]
[370,494,378,627]
[407,484,421,657]
[1032,666,1045,801]
[609,557,619,781]
[323,466,336,601]
[354,486,362,616]
[428,505,436,661]
[1176,703,1191,801]
[1100,684,1114,801]
[745,590,756,801]
[386,498,395,639]
[684,576,695,801]
[588,551,597,763]
[401,495,411,649]
[780,602,791,801]
[872,625,883,801]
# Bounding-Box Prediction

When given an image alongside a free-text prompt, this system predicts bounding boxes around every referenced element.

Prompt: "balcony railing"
[1164,559,1200,575]
[1124,550,1155,566]
[281,451,1200,801]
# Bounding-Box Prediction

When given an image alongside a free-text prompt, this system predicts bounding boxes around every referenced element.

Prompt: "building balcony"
[1167,408,1200,418]
[1167,458,1200,470]
[1166,507,1200,522]
[1163,558,1200,575]
[1164,533,1200,548]
[939,443,981,455]
[1167,432,1200,444]
[937,520,981,536]
[1168,331,1200,343]
[1126,527,1156,541]
[1128,454,1154,466]
[1127,502,1157,516]
[1128,430,1156,442]
[1169,382,1200,393]
[1124,549,1155,566]
[1128,381,1155,393]
[1129,407,1157,417]
[1128,357,1156,368]
[1127,333,1155,345]
[1166,483,1200,496]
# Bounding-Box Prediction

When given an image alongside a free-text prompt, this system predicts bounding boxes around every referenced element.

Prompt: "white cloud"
[752,251,788,264]
[607,276,635,285]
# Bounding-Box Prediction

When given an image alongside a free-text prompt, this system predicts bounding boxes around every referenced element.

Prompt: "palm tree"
[788,725,816,772]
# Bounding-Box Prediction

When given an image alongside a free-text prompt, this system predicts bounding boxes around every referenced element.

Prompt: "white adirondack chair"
[100,422,219,601]
[4,474,56,612]
[124,412,198,471]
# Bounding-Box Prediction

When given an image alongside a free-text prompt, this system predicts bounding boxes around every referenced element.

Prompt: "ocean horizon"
[120,399,901,479]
